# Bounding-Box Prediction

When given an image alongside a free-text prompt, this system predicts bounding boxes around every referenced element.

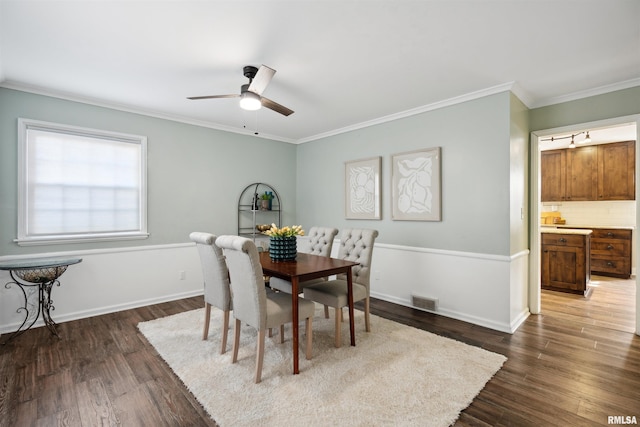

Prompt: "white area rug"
[138,306,506,427]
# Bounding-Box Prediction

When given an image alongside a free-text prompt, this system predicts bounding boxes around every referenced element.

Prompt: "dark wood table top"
[259,252,358,282]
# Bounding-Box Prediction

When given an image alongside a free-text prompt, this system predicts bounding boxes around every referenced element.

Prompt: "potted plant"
[262,224,304,261]
[259,192,272,210]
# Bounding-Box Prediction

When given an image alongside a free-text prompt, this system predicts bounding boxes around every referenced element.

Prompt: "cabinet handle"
[607,232,614,237]
[607,245,614,250]
[559,238,567,243]
[607,262,615,267]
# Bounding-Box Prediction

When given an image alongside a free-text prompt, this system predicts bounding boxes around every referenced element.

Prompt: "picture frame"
[391,147,441,221]
[345,156,381,220]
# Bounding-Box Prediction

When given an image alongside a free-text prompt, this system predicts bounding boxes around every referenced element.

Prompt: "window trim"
[15,118,149,246]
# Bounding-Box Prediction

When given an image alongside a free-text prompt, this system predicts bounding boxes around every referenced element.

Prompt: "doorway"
[530,115,640,335]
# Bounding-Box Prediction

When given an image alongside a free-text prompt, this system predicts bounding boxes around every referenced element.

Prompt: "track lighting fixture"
[541,131,591,147]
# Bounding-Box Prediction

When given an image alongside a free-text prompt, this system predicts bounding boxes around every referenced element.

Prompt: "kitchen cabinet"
[541,141,635,202]
[566,145,598,201]
[597,140,635,200]
[541,231,591,295]
[541,149,565,202]
[589,228,632,278]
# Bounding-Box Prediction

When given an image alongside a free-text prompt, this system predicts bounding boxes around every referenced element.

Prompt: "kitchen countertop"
[541,224,634,230]
[541,228,593,235]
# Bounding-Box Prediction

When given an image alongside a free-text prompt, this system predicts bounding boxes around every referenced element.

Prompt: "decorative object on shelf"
[345,156,381,220]
[263,224,304,261]
[392,147,442,221]
[256,224,271,232]
[259,192,273,210]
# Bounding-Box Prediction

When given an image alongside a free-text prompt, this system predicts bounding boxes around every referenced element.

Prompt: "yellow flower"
[263,224,305,237]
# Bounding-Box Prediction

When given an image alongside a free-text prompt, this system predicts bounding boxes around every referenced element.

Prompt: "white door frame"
[529,114,640,336]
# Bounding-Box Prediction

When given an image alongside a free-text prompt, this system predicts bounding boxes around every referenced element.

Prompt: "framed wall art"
[391,147,441,221]
[345,156,381,220]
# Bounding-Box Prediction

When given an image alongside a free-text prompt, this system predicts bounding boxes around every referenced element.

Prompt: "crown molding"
[297,82,517,144]
[528,78,640,109]
[0,81,296,144]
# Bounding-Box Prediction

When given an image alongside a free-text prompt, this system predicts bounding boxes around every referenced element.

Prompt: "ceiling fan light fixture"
[239,91,262,111]
[583,131,591,143]
[569,135,576,148]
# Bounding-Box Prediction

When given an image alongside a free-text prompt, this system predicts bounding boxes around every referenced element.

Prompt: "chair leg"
[220,309,230,354]
[364,297,371,332]
[280,324,285,344]
[202,302,212,340]
[255,329,266,383]
[334,307,342,348]
[232,319,241,363]
[324,305,330,319]
[305,317,313,360]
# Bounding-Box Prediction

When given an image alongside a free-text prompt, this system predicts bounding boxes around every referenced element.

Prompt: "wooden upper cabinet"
[597,140,635,200]
[541,140,636,202]
[566,145,598,201]
[541,149,565,202]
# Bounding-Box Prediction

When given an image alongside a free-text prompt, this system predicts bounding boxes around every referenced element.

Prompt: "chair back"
[189,232,231,311]
[336,228,379,289]
[215,235,267,329]
[306,226,339,257]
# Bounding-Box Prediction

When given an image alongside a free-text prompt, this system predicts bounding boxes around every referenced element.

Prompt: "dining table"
[259,251,359,374]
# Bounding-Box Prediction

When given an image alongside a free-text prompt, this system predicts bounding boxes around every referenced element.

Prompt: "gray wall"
[296,91,515,256]
[529,86,640,132]
[510,93,530,253]
[0,88,298,256]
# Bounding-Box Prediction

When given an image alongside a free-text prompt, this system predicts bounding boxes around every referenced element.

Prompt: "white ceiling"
[1,1,639,143]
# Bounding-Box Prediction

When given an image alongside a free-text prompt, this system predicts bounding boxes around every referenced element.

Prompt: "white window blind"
[17,118,148,245]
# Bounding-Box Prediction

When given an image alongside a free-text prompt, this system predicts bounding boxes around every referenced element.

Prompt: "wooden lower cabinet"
[589,228,632,278]
[541,233,591,295]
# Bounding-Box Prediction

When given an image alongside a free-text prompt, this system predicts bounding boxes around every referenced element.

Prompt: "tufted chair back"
[335,228,379,289]
[306,226,339,257]
[268,226,339,294]
[190,232,232,311]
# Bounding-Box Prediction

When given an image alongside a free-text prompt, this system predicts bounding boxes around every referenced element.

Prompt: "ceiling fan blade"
[187,94,239,100]
[247,65,275,95]
[261,97,294,116]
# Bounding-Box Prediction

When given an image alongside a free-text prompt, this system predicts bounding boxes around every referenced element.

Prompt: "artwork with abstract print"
[391,147,441,221]
[345,156,381,220]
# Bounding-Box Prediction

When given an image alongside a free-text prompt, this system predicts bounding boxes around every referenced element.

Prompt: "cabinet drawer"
[591,257,630,276]
[541,234,586,248]
[590,229,632,240]
[590,239,630,257]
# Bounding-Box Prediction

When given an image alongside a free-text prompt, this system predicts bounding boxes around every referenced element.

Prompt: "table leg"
[291,277,299,374]
[41,280,60,337]
[347,266,355,346]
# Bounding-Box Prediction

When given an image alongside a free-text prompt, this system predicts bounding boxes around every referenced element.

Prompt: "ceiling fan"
[187,65,294,116]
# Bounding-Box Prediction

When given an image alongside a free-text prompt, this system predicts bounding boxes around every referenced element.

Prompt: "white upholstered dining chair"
[215,235,316,383]
[189,232,232,354]
[269,226,339,294]
[303,228,378,347]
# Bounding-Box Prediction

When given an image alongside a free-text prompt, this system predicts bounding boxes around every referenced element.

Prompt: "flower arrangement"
[262,223,305,238]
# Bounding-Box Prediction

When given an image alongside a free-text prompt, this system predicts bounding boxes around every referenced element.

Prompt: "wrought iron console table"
[0,257,82,344]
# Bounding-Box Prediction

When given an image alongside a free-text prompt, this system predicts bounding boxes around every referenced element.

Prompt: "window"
[17,118,148,245]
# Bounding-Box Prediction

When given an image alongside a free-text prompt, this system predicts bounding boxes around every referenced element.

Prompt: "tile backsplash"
[541,201,636,227]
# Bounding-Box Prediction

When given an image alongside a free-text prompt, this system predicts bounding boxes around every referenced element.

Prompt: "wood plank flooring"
[0,276,637,426]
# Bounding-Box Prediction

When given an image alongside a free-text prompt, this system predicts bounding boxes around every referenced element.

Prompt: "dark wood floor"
[0,276,637,426]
